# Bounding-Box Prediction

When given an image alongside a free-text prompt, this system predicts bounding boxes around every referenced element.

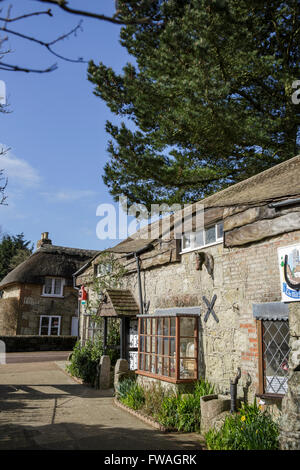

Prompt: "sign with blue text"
[278,244,300,302]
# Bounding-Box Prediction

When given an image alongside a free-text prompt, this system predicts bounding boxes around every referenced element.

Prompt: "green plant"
[194,378,215,398]
[116,377,137,400]
[116,377,215,432]
[67,339,103,385]
[122,383,145,410]
[117,377,145,411]
[156,378,214,432]
[205,400,279,450]
[142,383,169,418]
[156,394,180,430]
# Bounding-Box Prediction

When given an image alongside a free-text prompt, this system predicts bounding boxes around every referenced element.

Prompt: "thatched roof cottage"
[0,232,97,336]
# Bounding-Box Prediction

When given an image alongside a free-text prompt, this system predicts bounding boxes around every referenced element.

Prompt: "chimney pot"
[37,232,52,249]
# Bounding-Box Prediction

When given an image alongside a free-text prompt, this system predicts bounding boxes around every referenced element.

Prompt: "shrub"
[67,339,102,385]
[205,400,279,450]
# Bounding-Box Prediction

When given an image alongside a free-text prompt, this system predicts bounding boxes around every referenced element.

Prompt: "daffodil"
[241,415,246,422]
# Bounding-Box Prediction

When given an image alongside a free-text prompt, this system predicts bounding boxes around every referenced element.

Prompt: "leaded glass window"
[262,320,290,395]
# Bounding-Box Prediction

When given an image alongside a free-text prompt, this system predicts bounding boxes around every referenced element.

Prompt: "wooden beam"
[225,212,300,247]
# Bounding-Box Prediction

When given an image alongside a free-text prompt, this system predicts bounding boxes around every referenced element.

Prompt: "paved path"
[0,360,204,450]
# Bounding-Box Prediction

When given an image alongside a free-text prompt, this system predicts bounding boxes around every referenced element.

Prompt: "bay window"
[137,309,199,383]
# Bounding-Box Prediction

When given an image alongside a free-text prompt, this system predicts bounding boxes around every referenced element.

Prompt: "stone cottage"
[76,155,300,447]
[0,232,97,336]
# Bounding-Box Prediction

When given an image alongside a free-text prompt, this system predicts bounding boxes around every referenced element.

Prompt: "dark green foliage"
[116,376,137,400]
[205,400,280,450]
[142,382,170,418]
[116,377,214,432]
[89,0,300,208]
[156,378,215,431]
[117,376,145,410]
[0,233,33,280]
[67,340,103,385]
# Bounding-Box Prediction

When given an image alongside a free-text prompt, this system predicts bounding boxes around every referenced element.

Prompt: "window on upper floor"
[94,262,113,277]
[181,221,223,253]
[42,277,64,297]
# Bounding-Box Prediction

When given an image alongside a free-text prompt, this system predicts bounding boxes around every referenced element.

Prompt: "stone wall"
[76,229,300,417]
[19,283,78,335]
[0,282,79,336]
[121,230,300,404]
[280,302,300,449]
[0,297,20,335]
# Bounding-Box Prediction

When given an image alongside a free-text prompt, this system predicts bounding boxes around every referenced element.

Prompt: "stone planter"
[200,394,231,435]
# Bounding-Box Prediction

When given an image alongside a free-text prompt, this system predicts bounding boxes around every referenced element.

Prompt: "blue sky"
[0,0,133,251]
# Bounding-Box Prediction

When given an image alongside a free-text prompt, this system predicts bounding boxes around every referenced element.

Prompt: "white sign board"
[278,244,300,302]
[128,319,138,370]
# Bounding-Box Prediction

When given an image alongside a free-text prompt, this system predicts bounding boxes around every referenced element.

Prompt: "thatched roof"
[200,155,300,209]
[98,289,140,317]
[75,155,300,279]
[107,155,300,246]
[0,244,98,289]
[107,238,154,254]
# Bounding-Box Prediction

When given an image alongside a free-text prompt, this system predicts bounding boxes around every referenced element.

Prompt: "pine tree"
[88,0,300,208]
[0,233,33,280]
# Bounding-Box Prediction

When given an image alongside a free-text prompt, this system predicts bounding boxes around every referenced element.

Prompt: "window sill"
[136,370,197,384]
[41,294,64,298]
[180,240,223,255]
[256,393,284,401]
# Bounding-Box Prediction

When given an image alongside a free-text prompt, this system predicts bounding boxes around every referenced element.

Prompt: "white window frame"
[95,263,113,277]
[39,315,61,336]
[180,221,224,254]
[42,277,65,297]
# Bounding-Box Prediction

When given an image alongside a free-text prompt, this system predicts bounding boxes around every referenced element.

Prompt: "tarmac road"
[5,351,72,364]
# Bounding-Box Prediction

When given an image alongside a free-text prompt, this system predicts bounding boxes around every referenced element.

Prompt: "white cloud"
[1,149,41,188]
[41,189,97,203]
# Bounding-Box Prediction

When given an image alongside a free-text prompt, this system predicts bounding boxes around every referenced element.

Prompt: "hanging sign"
[278,244,300,302]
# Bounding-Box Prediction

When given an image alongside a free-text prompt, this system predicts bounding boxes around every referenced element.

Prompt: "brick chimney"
[37,232,52,249]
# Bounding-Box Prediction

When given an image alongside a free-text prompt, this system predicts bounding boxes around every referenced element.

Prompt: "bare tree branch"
[0,21,86,64]
[0,8,53,23]
[37,0,159,25]
[0,60,57,73]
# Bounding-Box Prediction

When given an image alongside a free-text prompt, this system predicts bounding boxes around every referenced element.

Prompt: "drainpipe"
[230,367,241,413]
[125,243,153,316]
[134,253,144,316]
[72,273,80,341]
